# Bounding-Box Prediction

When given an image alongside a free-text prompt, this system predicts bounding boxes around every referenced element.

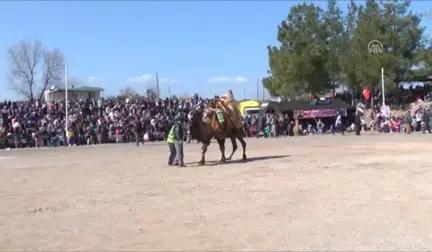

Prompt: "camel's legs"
[217,138,227,163]
[237,136,247,160]
[199,142,209,165]
[226,136,238,161]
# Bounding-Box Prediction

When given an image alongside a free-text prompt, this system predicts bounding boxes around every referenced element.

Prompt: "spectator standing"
[317,119,324,134]
[334,112,344,135]
[12,117,21,148]
[354,112,362,136]
[270,114,277,137]
[166,114,186,167]
[422,108,431,134]
[256,114,264,138]
[134,116,143,146]
[403,111,412,134]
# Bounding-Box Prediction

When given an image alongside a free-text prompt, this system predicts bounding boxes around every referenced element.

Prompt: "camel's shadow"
[185,154,290,167]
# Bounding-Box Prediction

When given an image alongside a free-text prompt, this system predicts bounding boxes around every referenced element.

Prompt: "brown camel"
[187,107,247,165]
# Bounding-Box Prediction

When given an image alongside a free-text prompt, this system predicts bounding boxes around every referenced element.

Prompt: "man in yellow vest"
[167,114,186,167]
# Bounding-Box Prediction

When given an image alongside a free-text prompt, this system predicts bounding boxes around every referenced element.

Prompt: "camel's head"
[188,107,212,127]
[208,99,218,109]
[188,108,201,127]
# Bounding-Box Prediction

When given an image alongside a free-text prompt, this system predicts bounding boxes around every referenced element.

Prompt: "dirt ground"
[2,134,432,251]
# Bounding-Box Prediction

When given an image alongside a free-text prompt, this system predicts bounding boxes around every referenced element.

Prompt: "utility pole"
[243,87,246,100]
[381,68,385,106]
[262,80,265,101]
[168,86,171,98]
[65,61,68,132]
[156,72,160,99]
[256,78,259,101]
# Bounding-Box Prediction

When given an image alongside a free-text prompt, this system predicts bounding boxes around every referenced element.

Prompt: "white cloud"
[128,73,152,83]
[234,76,247,83]
[87,76,96,83]
[128,73,176,84]
[208,76,229,83]
[208,76,248,84]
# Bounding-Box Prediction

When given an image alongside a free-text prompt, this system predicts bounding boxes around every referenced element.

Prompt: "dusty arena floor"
[2,134,432,251]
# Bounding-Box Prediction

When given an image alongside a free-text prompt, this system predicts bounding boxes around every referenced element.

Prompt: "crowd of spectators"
[336,84,432,109]
[0,98,197,149]
[2,85,432,149]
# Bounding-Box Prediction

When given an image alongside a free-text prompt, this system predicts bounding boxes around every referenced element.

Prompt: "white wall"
[44,90,101,103]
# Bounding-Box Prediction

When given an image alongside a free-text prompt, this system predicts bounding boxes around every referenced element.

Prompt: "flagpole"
[65,62,69,131]
[381,68,385,106]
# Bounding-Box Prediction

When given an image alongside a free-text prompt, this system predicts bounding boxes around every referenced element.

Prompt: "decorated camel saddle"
[205,104,233,133]
[206,90,243,131]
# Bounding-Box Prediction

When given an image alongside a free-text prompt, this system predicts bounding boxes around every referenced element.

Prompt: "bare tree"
[8,40,42,101]
[119,86,138,97]
[38,49,65,101]
[7,39,65,102]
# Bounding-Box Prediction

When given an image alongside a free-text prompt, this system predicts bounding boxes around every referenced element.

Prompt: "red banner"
[299,109,339,118]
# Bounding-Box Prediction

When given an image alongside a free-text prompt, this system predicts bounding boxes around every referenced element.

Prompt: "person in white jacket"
[334,112,344,135]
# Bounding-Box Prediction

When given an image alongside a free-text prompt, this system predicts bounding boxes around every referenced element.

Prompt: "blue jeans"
[68,136,76,146]
[49,136,59,147]
[135,132,142,146]
[13,132,21,148]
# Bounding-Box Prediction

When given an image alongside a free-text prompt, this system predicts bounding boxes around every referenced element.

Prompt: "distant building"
[44,86,104,102]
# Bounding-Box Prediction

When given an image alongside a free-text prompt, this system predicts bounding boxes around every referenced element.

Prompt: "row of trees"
[263,0,432,99]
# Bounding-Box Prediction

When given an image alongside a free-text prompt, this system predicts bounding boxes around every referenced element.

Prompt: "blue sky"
[0,1,431,100]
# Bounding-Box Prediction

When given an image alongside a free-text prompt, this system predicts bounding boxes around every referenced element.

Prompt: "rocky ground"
[1,133,432,251]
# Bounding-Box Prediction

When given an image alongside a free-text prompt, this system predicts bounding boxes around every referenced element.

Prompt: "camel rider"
[221,89,234,102]
[192,93,200,107]
[167,114,186,167]
[219,90,243,129]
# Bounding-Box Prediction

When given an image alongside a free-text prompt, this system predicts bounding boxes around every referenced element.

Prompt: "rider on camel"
[217,89,242,129]
[220,90,234,103]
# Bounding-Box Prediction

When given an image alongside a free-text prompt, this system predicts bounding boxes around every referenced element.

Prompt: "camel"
[187,106,247,165]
